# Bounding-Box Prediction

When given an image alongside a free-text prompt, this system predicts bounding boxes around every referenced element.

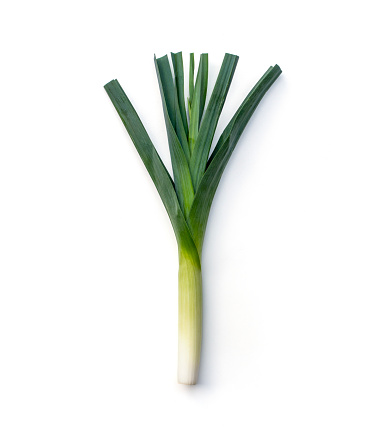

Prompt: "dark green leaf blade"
[155,55,176,127]
[188,53,195,113]
[188,54,208,154]
[155,55,190,161]
[104,79,199,262]
[197,53,208,122]
[188,65,282,252]
[171,51,189,137]
[154,56,194,216]
[190,53,239,190]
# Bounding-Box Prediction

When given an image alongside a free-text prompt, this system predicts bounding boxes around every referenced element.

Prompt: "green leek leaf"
[188,53,195,114]
[171,51,189,137]
[155,55,190,161]
[188,54,208,154]
[103,79,198,260]
[154,56,194,216]
[190,53,239,190]
[188,65,282,252]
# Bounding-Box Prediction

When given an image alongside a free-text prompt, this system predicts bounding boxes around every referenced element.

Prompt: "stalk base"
[177,250,202,385]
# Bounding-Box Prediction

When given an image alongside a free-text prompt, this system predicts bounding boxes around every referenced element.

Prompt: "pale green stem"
[177,249,202,385]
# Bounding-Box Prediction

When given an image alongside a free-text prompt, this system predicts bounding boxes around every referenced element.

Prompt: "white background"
[1,0,388,443]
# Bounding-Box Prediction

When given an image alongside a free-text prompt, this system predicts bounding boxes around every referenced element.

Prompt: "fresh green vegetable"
[104,53,281,385]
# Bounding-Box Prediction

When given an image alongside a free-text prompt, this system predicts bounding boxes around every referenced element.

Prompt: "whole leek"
[104,53,281,385]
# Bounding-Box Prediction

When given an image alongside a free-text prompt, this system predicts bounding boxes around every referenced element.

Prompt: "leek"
[104,53,281,385]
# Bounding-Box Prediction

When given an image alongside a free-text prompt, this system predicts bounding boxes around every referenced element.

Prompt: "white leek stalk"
[178,249,202,384]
